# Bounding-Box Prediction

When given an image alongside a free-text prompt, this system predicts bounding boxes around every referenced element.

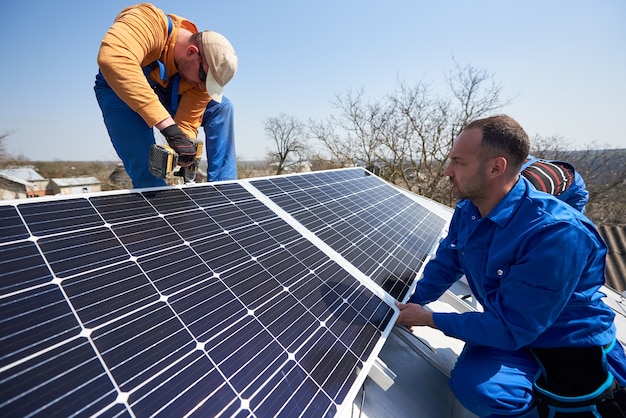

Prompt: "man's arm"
[174,84,210,138]
[407,208,465,305]
[97,3,172,128]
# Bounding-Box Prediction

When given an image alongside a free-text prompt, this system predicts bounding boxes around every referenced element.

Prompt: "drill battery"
[148,144,178,179]
[148,139,203,182]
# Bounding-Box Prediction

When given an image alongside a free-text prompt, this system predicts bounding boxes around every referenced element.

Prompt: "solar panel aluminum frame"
[0,168,449,418]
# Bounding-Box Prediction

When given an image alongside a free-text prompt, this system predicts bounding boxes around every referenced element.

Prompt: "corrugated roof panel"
[50,177,101,187]
[598,225,626,294]
[0,167,45,181]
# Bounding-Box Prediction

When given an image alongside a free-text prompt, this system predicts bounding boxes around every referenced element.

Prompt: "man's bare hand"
[395,301,436,329]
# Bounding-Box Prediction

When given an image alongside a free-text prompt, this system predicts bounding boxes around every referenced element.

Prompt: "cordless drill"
[148,138,204,183]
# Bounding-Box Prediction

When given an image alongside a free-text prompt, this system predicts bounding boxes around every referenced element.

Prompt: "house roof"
[0,167,45,185]
[50,177,101,187]
[598,225,626,294]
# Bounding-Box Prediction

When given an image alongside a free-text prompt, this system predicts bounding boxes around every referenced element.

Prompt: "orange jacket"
[97,3,209,138]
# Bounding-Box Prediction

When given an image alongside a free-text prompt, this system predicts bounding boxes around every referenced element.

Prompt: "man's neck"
[173,28,193,61]
[475,175,519,217]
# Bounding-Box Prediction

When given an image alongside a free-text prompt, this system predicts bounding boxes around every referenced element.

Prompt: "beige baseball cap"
[200,30,237,103]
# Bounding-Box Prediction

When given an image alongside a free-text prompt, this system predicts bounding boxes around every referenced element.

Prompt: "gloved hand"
[160,124,197,166]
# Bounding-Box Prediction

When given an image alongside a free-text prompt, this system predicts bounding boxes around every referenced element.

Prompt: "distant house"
[0,166,49,199]
[50,177,101,195]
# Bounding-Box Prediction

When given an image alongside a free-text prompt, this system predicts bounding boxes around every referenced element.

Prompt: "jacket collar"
[457,176,528,228]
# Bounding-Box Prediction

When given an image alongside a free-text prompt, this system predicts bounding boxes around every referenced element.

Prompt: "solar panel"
[250,169,447,300]
[0,168,448,417]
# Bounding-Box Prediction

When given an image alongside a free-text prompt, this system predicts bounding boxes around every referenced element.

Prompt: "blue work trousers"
[203,97,237,182]
[94,71,237,189]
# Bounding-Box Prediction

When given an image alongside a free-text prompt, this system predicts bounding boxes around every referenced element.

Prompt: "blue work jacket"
[410,177,615,351]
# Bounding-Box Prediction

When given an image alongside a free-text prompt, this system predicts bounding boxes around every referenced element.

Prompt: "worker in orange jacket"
[94,3,238,188]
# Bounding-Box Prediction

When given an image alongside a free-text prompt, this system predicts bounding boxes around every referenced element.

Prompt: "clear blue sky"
[1,0,624,161]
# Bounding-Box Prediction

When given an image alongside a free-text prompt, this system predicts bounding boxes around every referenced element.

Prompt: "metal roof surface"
[50,177,101,186]
[0,167,45,182]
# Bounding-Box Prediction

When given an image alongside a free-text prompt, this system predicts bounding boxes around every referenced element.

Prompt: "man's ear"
[489,156,508,178]
[187,44,201,57]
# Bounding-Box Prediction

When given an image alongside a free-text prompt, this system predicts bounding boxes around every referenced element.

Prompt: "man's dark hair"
[465,115,530,171]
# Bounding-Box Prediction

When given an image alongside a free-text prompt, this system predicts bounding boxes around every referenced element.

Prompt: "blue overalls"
[94,16,237,188]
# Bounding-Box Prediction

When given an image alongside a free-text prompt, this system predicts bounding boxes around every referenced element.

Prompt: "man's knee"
[449,346,536,417]
[450,368,535,417]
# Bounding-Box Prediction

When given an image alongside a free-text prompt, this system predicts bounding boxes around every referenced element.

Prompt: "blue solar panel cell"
[285,238,331,271]
[37,227,129,278]
[165,208,222,241]
[257,292,318,347]
[142,188,198,214]
[0,241,53,294]
[113,217,184,257]
[297,326,359,403]
[169,276,247,340]
[251,360,335,418]
[138,245,214,295]
[128,349,239,417]
[18,198,104,236]
[257,217,304,246]
[220,260,283,309]
[63,261,160,328]
[235,199,277,223]
[257,249,310,287]
[207,204,256,231]
[213,182,257,202]
[90,192,158,224]
[0,205,29,243]
[193,233,252,274]
[91,303,197,391]
[0,337,121,417]
[0,285,80,369]
[209,315,286,395]
[229,225,281,257]
[0,168,445,417]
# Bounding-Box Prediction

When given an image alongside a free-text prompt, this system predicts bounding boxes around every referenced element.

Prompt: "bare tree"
[264,114,307,175]
[0,131,9,167]
[0,130,28,168]
[309,88,388,169]
[310,62,510,206]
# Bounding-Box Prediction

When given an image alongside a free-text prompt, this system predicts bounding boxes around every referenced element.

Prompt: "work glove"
[160,124,197,166]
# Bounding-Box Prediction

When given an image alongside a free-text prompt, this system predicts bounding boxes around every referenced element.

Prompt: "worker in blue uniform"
[396,115,626,417]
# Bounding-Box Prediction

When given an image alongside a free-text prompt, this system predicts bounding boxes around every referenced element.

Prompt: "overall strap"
[145,14,180,113]
[148,15,173,82]
[163,15,180,113]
